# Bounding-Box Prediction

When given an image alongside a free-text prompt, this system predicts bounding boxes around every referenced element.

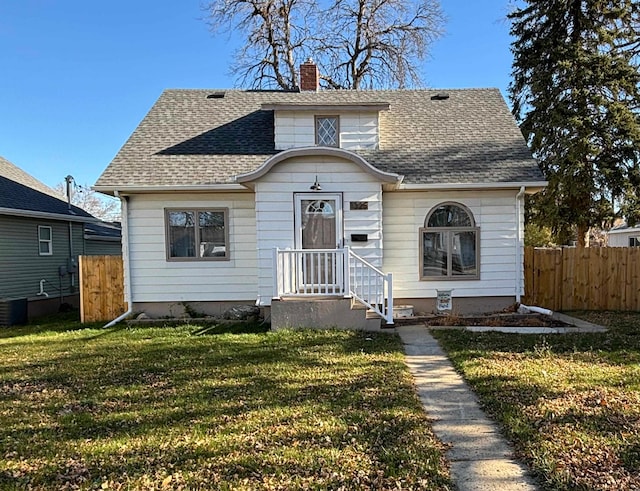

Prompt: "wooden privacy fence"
[522,247,640,311]
[79,255,126,323]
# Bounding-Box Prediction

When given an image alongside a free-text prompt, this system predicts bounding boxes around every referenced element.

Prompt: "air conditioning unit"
[0,298,28,327]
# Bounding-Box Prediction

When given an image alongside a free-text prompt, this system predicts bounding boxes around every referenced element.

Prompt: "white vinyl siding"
[126,193,257,303]
[383,190,522,299]
[275,111,379,150]
[253,156,383,304]
[608,228,640,247]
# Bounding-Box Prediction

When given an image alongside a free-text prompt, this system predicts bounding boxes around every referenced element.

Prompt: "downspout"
[69,222,75,290]
[515,186,525,303]
[66,175,75,291]
[104,192,132,327]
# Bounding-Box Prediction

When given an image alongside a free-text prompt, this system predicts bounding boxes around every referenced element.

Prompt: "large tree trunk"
[576,224,590,248]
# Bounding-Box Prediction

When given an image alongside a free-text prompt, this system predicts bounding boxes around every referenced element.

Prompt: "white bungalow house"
[607,223,640,247]
[94,61,546,329]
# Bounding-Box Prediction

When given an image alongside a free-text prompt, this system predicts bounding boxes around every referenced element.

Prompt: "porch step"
[271,297,382,331]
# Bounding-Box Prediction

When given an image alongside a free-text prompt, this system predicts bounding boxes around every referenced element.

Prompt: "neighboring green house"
[84,221,123,256]
[0,157,121,324]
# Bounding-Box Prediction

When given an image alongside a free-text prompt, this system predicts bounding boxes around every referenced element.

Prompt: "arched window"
[420,202,479,280]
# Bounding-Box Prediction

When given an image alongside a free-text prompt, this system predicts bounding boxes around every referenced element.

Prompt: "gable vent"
[207,92,226,99]
[431,93,450,101]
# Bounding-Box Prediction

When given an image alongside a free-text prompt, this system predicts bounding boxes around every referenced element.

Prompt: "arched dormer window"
[420,202,479,280]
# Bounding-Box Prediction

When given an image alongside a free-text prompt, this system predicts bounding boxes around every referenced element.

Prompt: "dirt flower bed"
[425,313,569,327]
[393,312,570,328]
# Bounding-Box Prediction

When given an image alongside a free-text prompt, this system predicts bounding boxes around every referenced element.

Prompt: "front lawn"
[0,315,451,490]
[432,311,640,491]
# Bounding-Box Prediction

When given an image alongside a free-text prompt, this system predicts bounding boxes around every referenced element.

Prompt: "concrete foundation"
[129,296,518,329]
[397,296,517,316]
[132,301,261,319]
[27,294,80,321]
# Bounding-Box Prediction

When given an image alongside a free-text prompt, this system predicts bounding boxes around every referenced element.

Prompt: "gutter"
[0,207,98,223]
[515,186,525,303]
[92,184,248,196]
[400,181,548,192]
[104,192,132,327]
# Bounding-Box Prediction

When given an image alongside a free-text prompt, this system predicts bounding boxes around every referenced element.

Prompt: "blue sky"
[1,0,516,190]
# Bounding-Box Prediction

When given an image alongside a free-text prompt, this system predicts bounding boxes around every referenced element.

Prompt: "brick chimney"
[299,58,319,91]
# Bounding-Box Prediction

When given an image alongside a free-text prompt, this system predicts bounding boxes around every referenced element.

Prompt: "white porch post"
[272,247,280,300]
[386,273,394,324]
[343,246,351,297]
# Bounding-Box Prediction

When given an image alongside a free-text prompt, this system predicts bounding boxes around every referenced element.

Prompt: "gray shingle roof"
[95,89,544,188]
[0,156,64,199]
[0,156,94,220]
[85,221,122,239]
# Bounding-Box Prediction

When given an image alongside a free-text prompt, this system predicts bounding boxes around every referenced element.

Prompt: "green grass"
[0,314,451,490]
[432,311,640,491]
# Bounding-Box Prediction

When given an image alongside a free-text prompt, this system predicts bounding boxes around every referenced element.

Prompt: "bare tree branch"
[54,183,121,221]
[203,0,444,90]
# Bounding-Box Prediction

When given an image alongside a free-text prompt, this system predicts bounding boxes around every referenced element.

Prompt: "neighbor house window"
[630,237,640,247]
[38,226,52,256]
[420,202,479,280]
[315,116,339,147]
[166,208,229,261]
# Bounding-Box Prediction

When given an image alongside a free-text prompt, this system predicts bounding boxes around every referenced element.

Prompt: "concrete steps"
[271,297,383,331]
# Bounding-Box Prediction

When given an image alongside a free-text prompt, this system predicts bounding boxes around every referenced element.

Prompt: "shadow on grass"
[432,311,640,491]
[0,325,450,489]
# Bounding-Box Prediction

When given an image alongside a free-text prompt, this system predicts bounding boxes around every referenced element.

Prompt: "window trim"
[38,225,53,256]
[630,236,640,247]
[314,115,340,147]
[165,208,230,262]
[419,202,480,281]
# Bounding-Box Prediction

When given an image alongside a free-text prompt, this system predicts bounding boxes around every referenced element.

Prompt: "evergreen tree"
[509,0,640,246]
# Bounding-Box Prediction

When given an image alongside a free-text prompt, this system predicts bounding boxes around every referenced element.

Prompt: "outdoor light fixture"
[310,176,322,191]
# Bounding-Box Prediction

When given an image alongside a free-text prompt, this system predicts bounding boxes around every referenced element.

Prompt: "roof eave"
[261,102,390,112]
[235,146,403,187]
[0,207,98,223]
[84,235,122,242]
[92,184,249,195]
[399,181,548,193]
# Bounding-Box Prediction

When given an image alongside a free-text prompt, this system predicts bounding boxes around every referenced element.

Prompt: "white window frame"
[165,208,230,262]
[630,236,640,247]
[419,202,480,280]
[38,226,53,256]
[315,115,340,147]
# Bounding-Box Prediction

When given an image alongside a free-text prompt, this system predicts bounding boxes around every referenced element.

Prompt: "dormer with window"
[262,102,389,151]
[260,60,389,151]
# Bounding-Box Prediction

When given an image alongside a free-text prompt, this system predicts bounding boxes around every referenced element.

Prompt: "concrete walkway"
[397,325,539,491]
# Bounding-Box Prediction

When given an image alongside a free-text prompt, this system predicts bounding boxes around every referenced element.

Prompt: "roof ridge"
[161,87,501,94]
[0,156,65,200]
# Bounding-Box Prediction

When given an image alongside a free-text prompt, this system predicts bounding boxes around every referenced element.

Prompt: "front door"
[294,194,343,289]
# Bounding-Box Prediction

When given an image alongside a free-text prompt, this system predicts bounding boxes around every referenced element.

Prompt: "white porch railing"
[273,246,394,324]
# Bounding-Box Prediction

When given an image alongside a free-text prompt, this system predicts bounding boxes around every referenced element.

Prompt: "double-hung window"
[166,208,229,261]
[315,116,339,147]
[420,203,479,280]
[38,226,53,256]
